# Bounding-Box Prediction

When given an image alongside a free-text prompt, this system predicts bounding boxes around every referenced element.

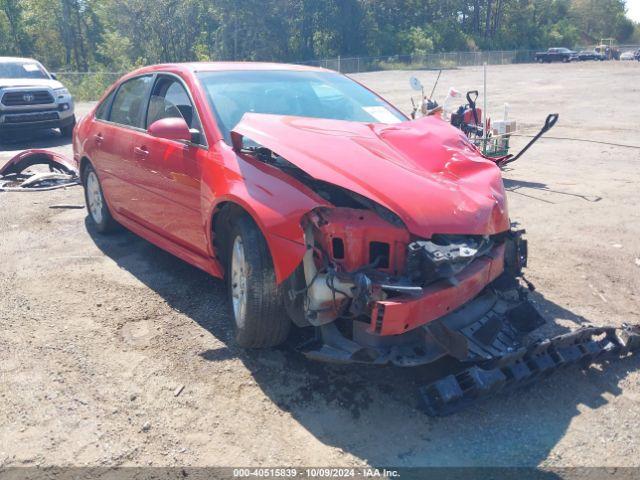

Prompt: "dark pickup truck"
[534,48,578,63]
[577,49,606,61]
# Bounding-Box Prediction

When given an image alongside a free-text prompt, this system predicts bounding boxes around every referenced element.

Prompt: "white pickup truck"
[0,57,75,138]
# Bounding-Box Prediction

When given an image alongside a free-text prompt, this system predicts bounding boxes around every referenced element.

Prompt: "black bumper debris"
[419,324,640,416]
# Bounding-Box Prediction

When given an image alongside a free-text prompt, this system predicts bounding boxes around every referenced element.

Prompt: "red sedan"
[73,62,534,366]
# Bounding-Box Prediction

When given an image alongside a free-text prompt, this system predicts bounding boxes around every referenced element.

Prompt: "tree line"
[0,0,638,73]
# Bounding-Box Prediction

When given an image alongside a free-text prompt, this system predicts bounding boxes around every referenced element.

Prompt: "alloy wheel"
[86,171,104,224]
[230,235,248,328]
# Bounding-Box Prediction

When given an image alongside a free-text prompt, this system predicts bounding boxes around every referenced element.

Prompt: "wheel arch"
[79,155,119,219]
[208,196,307,285]
[79,156,92,182]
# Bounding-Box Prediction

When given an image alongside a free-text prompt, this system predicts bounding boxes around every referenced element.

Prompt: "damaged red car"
[73,63,639,415]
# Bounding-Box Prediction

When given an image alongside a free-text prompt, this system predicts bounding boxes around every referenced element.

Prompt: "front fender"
[202,146,329,283]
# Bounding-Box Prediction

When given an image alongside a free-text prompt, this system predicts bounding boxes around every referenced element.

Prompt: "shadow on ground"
[0,129,70,151]
[86,219,639,467]
[503,177,602,203]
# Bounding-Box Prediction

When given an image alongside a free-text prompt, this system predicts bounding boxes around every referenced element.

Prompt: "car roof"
[189,62,328,72]
[128,61,330,78]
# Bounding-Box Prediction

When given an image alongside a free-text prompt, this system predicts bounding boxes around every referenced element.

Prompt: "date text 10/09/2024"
[232,468,401,478]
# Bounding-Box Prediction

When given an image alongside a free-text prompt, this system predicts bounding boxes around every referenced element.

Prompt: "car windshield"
[197,70,406,141]
[0,61,50,79]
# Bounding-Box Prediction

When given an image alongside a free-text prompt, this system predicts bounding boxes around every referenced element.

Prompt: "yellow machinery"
[595,38,620,60]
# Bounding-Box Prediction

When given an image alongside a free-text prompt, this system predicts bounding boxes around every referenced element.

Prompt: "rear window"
[109,75,153,128]
[95,89,116,120]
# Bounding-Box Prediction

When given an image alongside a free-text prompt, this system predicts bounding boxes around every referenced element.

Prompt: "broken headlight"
[406,234,494,286]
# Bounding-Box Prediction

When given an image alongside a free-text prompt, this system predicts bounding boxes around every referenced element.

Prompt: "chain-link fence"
[55,45,640,101]
[52,72,123,102]
[302,50,539,73]
[302,45,640,74]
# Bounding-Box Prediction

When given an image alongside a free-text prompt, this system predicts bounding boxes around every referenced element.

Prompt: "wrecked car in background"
[70,62,640,415]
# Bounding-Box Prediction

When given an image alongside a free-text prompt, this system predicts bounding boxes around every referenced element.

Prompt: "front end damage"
[288,205,640,415]
[289,206,540,369]
[231,113,640,416]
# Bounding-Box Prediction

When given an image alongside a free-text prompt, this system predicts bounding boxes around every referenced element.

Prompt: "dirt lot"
[1,61,639,468]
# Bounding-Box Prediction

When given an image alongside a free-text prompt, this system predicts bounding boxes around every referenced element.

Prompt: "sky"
[627,0,640,23]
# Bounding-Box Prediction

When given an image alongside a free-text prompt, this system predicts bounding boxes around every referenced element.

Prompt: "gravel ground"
[1,61,639,468]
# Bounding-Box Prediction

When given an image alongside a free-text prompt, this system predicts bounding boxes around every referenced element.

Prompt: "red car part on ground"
[0,149,78,191]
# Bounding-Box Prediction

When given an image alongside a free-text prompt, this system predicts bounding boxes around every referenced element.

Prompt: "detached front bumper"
[420,324,640,416]
[300,271,640,416]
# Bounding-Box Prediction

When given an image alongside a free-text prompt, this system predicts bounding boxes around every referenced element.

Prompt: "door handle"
[94,133,104,145]
[133,146,149,158]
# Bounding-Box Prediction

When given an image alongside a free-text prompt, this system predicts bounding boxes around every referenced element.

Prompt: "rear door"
[126,74,209,256]
[84,87,130,211]
[89,75,154,214]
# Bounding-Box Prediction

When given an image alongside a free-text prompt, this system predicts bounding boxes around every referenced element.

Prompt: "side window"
[109,75,152,128]
[146,77,202,136]
[95,89,116,120]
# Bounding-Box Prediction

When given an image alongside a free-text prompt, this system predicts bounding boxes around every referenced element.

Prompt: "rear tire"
[82,163,119,233]
[225,214,291,348]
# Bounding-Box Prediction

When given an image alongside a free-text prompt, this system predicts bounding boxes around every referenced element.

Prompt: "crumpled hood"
[0,78,63,89]
[232,113,509,238]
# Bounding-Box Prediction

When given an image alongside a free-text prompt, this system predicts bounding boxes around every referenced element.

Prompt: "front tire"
[226,214,291,348]
[83,163,119,233]
[61,116,76,138]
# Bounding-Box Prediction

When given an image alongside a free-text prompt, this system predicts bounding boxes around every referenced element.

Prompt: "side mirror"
[50,73,57,80]
[148,117,192,142]
[188,128,202,145]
